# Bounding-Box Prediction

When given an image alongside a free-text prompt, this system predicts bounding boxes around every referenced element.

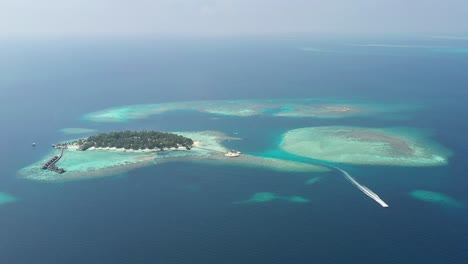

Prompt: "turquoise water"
[0,192,17,206]
[410,190,465,208]
[1,37,468,264]
[233,192,310,204]
[82,98,418,122]
[280,126,450,166]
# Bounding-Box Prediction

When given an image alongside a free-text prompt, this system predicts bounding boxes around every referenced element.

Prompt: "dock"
[41,147,66,174]
[192,146,241,157]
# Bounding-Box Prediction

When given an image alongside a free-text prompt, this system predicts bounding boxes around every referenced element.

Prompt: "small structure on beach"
[225,150,241,157]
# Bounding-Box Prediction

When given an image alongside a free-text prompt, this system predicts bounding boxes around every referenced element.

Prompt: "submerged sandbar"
[18,131,328,182]
[410,190,465,208]
[280,126,450,166]
[82,98,417,123]
[0,192,17,206]
[233,192,310,204]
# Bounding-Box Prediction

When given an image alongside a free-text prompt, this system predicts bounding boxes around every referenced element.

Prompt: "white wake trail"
[334,167,389,208]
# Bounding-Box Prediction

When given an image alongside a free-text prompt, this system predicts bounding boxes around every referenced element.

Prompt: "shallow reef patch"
[305,177,321,185]
[410,190,465,208]
[83,98,418,123]
[0,192,17,206]
[280,126,451,167]
[233,192,310,204]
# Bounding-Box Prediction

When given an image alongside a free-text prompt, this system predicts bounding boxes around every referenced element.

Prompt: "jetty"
[192,146,241,157]
[41,147,66,174]
[224,150,241,157]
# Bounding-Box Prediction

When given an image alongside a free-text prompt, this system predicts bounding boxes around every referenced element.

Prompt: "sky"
[1,0,468,37]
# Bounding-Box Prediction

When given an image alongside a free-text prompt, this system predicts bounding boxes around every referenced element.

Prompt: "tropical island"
[19,130,328,182]
[56,131,194,151]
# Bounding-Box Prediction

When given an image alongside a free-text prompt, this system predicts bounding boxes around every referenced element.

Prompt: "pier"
[41,147,66,174]
[192,146,241,157]
[192,146,225,153]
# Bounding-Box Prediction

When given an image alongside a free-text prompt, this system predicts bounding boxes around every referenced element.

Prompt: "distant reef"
[410,190,465,209]
[0,192,17,206]
[233,192,310,204]
[280,126,451,166]
[82,98,419,123]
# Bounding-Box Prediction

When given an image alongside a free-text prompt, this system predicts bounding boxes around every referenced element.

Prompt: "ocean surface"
[1,36,468,263]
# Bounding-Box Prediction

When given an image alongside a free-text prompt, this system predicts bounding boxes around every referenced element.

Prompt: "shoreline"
[18,131,328,182]
[64,143,196,153]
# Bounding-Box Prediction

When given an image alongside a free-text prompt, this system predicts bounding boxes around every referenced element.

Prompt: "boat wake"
[334,167,389,208]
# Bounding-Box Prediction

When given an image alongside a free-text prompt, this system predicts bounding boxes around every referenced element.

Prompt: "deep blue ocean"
[1,36,467,264]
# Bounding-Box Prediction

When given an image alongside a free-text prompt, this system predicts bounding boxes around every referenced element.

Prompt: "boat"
[224,150,241,157]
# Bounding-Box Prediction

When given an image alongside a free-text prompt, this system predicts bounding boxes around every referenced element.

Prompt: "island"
[18,130,328,182]
[56,130,194,151]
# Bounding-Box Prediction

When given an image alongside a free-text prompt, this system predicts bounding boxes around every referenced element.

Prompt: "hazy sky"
[1,0,467,37]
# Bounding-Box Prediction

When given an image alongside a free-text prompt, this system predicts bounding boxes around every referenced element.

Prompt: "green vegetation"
[59,131,194,151]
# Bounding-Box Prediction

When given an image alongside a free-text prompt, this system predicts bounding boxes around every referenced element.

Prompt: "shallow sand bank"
[233,192,310,204]
[0,192,17,206]
[83,98,417,123]
[280,126,451,166]
[410,190,465,208]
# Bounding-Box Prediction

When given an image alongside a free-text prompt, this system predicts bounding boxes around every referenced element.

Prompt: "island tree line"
[58,131,194,151]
